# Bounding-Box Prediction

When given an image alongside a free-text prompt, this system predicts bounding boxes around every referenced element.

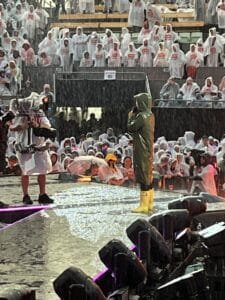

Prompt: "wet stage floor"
[0,182,224,299]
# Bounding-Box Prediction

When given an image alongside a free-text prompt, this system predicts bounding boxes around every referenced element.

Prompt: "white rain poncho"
[179,77,200,101]
[39,31,58,59]
[191,164,217,196]
[204,35,223,67]
[87,31,100,59]
[184,131,196,148]
[145,3,161,29]
[217,0,225,28]
[57,38,73,72]
[138,39,155,67]
[207,0,220,24]
[102,29,119,53]
[168,43,186,79]
[22,5,40,40]
[149,25,163,53]
[79,0,95,13]
[10,93,52,175]
[200,77,218,101]
[34,5,49,30]
[137,21,151,43]
[128,0,145,27]
[217,139,225,162]
[153,42,169,67]
[163,24,179,51]
[124,42,138,67]
[107,42,122,67]
[72,27,88,62]
[79,51,93,67]
[120,27,131,59]
[93,43,107,67]
[186,44,203,68]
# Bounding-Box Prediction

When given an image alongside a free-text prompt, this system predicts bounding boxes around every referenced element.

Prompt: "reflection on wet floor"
[0,182,224,299]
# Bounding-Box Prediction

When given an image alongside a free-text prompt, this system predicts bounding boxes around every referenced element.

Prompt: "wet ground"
[0,175,224,299]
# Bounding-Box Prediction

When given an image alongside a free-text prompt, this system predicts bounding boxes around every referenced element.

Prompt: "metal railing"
[154,99,225,109]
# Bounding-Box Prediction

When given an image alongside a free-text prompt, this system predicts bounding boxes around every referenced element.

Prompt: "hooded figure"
[201,77,218,102]
[120,27,131,60]
[93,43,107,67]
[138,38,155,67]
[87,31,100,59]
[153,42,169,67]
[168,43,186,79]
[107,41,122,67]
[179,77,201,101]
[163,24,179,51]
[72,26,88,63]
[207,0,220,24]
[124,42,138,67]
[128,0,145,29]
[127,93,155,213]
[22,5,40,41]
[145,2,162,28]
[185,44,203,78]
[184,131,196,148]
[217,0,225,29]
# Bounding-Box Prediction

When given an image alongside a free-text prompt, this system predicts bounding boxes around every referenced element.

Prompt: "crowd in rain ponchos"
[3,113,225,196]
[158,74,225,107]
[1,0,225,96]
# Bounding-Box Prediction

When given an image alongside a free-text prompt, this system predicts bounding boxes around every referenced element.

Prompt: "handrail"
[154,99,225,109]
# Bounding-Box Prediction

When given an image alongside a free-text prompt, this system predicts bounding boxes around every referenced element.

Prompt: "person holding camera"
[0,111,15,175]
[10,93,54,205]
[128,93,155,213]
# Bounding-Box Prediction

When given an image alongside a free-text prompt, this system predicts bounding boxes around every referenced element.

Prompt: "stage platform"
[0,181,224,299]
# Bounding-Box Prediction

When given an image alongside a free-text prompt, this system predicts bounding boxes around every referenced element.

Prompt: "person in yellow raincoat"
[127,93,155,213]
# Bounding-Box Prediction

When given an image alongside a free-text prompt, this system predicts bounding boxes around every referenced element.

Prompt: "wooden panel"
[161,11,195,18]
[51,22,99,29]
[162,21,204,28]
[99,22,130,28]
[59,13,107,20]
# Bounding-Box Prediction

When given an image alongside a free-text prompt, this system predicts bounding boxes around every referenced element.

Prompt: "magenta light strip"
[0,205,52,212]
[0,207,49,232]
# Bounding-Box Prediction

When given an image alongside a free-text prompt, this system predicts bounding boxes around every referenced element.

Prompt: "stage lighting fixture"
[149,210,190,240]
[192,210,225,230]
[98,239,147,289]
[53,267,106,300]
[126,219,171,266]
[199,222,225,247]
[156,272,199,300]
[168,195,207,216]
[0,288,35,300]
[157,269,210,300]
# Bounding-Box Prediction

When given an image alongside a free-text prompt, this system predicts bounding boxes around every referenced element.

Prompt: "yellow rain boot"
[148,189,154,212]
[132,190,149,213]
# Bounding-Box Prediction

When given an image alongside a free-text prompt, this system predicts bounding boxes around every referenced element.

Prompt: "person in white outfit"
[185,44,203,78]
[9,93,54,204]
[217,0,225,32]
[107,41,122,67]
[178,77,201,102]
[124,42,138,67]
[163,24,179,51]
[138,38,155,67]
[168,43,186,79]
[128,0,145,32]
[72,26,88,65]
[153,42,169,67]
[93,43,107,67]
[22,5,40,42]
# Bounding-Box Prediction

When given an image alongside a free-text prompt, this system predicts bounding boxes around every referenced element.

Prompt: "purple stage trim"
[0,205,52,212]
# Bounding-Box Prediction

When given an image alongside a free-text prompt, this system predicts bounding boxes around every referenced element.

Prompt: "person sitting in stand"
[79,51,93,67]
[200,77,219,107]
[159,76,180,106]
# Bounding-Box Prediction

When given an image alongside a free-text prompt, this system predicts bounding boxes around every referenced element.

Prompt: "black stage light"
[156,272,199,300]
[192,210,225,230]
[156,269,210,300]
[199,222,225,247]
[149,209,190,240]
[168,195,207,216]
[98,239,147,289]
[126,219,171,266]
[0,288,35,300]
[53,267,106,300]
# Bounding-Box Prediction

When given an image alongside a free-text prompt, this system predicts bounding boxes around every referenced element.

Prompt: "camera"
[33,127,57,140]
[1,111,15,124]
[15,143,36,154]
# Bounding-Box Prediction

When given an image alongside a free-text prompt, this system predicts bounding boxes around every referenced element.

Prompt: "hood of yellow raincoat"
[134,93,152,112]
